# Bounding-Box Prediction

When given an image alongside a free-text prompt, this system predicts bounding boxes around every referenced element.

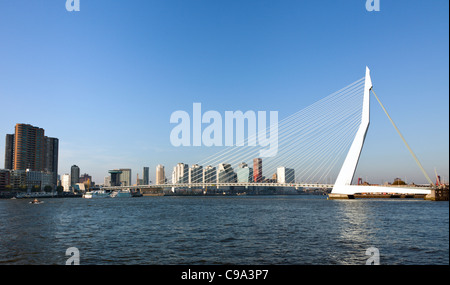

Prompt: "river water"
[0,195,448,265]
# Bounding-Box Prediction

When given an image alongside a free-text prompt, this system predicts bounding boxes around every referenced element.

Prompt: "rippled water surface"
[0,195,448,265]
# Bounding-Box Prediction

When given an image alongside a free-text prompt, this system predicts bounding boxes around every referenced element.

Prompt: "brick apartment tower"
[13,124,45,171]
[4,123,59,186]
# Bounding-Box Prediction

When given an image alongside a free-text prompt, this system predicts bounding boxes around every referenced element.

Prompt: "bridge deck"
[102,183,332,190]
[102,183,432,193]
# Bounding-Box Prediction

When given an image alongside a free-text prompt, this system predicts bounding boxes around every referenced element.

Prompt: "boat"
[82,190,111,199]
[110,189,132,198]
[29,198,44,204]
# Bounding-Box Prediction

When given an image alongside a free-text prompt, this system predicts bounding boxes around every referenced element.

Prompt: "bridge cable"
[370,88,434,185]
[188,79,364,184]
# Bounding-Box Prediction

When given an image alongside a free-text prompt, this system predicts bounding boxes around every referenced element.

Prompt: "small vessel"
[82,190,111,199]
[110,189,132,198]
[30,198,44,204]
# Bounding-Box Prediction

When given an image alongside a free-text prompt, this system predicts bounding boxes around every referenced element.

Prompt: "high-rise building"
[4,124,59,189]
[4,134,14,170]
[61,174,71,192]
[253,158,263,182]
[143,167,149,185]
[218,163,237,183]
[71,165,80,186]
[277,167,295,184]
[203,165,216,183]
[172,163,188,184]
[189,164,203,184]
[13,124,45,171]
[156,164,165,185]
[109,170,122,186]
[44,137,59,186]
[119,169,132,186]
[236,162,253,183]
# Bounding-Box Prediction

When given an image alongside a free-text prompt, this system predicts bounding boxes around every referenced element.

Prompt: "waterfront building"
[10,170,26,191]
[189,164,203,184]
[79,173,92,184]
[236,163,253,183]
[156,164,165,185]
[44,137,59,187]
[61,174,71,192]
[4,134,14,170]
[79,173,92,189]
[13,124,45,171]
[26,170,53,191]
[4,124,58,177]
[253,158,263,182]
[3,124,59,190]
[119,169,132,186]
[104,176,111,187]
[143,167,149,185]
[277,167,295,184]
[0,169,10,190]
[218,163,237,183]
[172,163,188,184]
[109,170,122,186]
[203,165,216,183]
[70,165,80,186]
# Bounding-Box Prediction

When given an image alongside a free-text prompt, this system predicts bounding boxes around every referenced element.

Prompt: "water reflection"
[331,200,375,264]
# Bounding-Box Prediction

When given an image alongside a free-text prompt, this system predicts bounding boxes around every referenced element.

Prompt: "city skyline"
[0,1,448,185]
[1,119,448,188]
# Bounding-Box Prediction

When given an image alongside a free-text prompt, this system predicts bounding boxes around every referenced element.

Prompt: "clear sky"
[0,0,448,185]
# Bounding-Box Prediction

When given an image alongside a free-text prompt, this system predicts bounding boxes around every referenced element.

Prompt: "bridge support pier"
[328,194,355,200]
[425,188,449,201]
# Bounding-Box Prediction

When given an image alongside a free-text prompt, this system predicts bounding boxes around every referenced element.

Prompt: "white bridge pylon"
[331,67,431,196]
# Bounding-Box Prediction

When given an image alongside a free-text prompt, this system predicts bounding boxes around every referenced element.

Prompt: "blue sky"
[0,0,448,185]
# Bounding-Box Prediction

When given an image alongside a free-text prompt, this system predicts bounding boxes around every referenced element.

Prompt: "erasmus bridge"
[103,67,435,198]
